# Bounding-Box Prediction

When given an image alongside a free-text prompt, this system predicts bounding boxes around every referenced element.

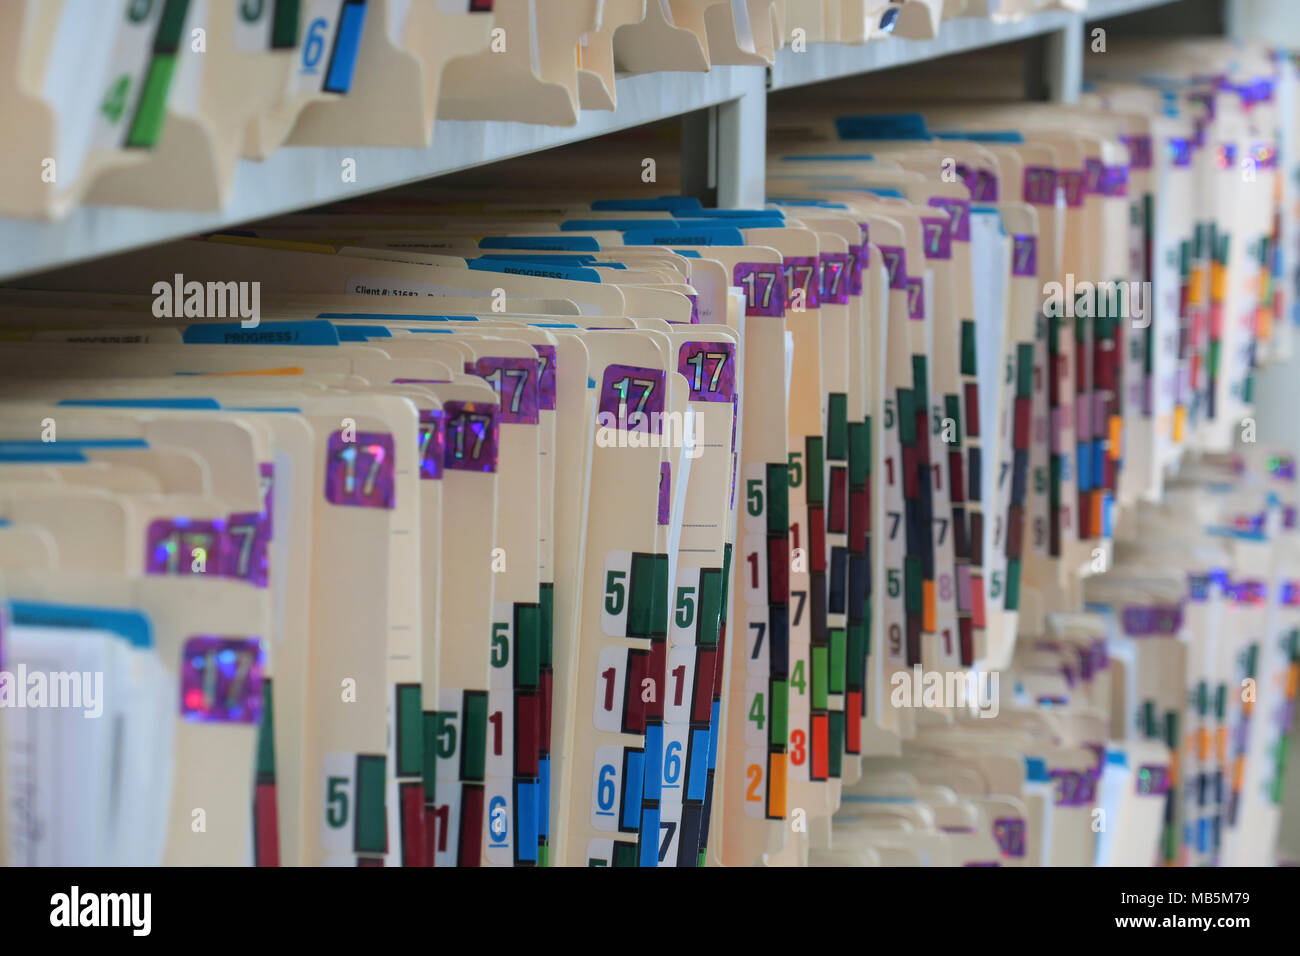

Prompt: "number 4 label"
[743,677,767,746]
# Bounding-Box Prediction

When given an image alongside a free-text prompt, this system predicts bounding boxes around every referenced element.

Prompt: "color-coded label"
[782,256,821,310]
[678,341,737,403]
[1169,138,1193,167]
[993,817,1026,858]
[325,430,396,506]
[1012,235,1037,277]
[1121,604,1183,636]
[820,253,850,304]
[472,356,540,425]
[145,517,226,575]
[443,402,499,473]
[733,263,786,317]
[418,409,444,480]
[1022,166,1057,205]
[658,463,671,526]
[1101,165,1129,197]
[906,277,925,320]
[1084,158,1104,194]
[878,246,908,290]
[179,635,265,723]
[1232,580,1268,605]
[598,365,668,432]
[920,217,952,260]
[927,197,971,243]
[1136,764,1170,796]
[1122,135,1154,170]
[1061,171,1085,207]
[1050,768,1097,806]
[1267,454,1295,480]
[534,345,558,411]
[847,245,866,295]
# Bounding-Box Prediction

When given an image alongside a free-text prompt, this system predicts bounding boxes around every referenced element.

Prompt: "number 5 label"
[743,463,768,533]
[321,752,356,863]
[669,567,700,646]
[601,551,634,636]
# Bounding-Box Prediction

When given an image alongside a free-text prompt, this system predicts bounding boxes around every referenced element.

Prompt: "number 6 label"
[591,745,626,831]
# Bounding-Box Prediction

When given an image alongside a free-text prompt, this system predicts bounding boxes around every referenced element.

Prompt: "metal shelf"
[0,0,1184,283]
[768,9,1080,92]
[1082,0,1186,20]
[0,66,764,283]
[768,0,1181,94]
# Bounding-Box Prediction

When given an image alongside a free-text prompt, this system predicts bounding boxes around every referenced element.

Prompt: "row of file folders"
[0,37,1298,866]
[11,0,1094,219]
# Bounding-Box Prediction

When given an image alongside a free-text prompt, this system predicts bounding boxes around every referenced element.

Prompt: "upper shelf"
[0,0,1181,284]
[769,8,1076,91]
[770,0,1178,91]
